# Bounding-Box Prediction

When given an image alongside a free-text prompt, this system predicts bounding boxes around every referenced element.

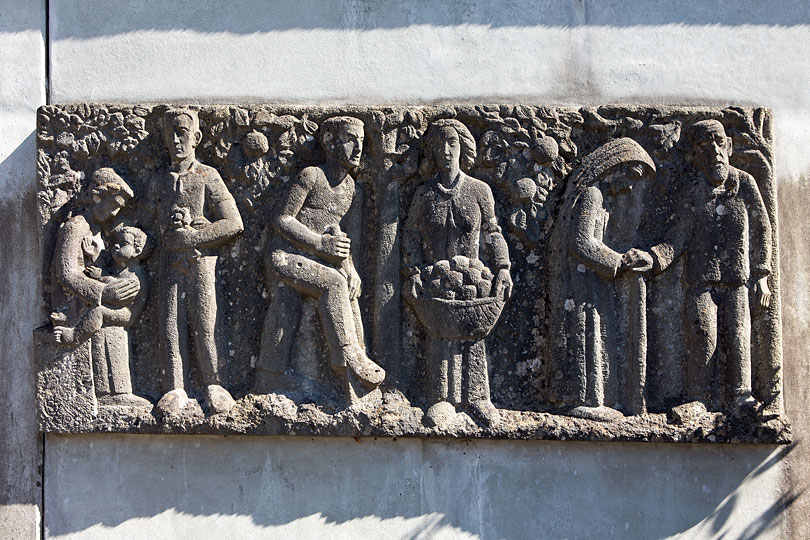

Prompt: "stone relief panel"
[35,104,789,442]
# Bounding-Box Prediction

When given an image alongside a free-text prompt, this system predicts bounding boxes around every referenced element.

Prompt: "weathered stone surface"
[35,104,790,443]
[669,400,709,426]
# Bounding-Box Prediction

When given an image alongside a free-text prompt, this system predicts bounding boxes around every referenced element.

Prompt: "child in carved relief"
[54,225,150,346]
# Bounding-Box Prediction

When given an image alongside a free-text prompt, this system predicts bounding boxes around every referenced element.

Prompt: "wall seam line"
[42,1,50,536]
[40,434,45,540]
[45,0,50,105]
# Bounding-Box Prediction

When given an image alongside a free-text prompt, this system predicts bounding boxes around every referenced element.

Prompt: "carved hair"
[77,167,134,206]
[685,119,732,157]
[320,116,364,150]
[420,119,477,176]
[118,225,150,257]
[161,107,201,136]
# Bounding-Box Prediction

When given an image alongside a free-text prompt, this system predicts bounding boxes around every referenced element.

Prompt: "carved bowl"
[406,295,505,341]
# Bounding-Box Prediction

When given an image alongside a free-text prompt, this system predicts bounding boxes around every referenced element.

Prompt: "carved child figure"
[651,120,772,415]
[149,107,244,416]
[54,225,150,346]
[256,116,385,401]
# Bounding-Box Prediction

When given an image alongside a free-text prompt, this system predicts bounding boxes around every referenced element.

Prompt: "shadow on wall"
[0,131,42,509]
[43,0,810,38]
[45,435,800,539]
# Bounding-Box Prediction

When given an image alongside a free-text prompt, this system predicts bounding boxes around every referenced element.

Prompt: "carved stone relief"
[35,104,790,442]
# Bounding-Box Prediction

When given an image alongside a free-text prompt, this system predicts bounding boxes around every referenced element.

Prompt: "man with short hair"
[256,116,385,400]
[149,108,244,416]
[651,119,772,414]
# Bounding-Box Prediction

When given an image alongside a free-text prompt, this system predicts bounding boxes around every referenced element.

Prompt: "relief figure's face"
[91,191,126,224]
[164,114,200,163]
[604,163,647,196]
[334,124,364,170]
[693,122,730,184]
[433,127,461,173]
[111,231,138,263]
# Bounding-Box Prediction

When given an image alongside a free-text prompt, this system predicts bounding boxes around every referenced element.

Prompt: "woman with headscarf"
[546,138,656,420]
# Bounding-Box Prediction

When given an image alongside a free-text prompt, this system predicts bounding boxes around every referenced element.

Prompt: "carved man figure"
[149,108,244,416]
[255,116,385,400]
[651,120,772,414]
[51,168,149,407]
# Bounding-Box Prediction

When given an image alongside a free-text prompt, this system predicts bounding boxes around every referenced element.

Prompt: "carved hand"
[319,233,351,262]
[755,276,771,308]
[494,268,513,301]
[347,265,362,301]
[81,236,103,262]
[164,227,199,250]
[620,248,653,274]
[404,274,422,300]
[102,278,140,306]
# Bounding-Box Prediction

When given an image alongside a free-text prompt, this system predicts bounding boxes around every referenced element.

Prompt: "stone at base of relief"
[760,397,782,419]
[204,384,236,415]
[732,394,759,420]
[35,326,97,431]
[425,400,458,429]
[155,388,204,423]
[566,405,625,423]
[97,393,152,409]
[668,401,709,425]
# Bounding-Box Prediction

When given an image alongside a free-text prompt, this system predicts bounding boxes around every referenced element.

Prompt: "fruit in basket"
[416,257,495,301]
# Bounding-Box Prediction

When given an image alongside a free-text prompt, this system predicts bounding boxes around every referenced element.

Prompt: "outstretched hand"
[620,248,653,274]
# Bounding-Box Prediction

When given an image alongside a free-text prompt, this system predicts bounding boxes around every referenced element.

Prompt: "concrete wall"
[0,1,45,538]
[3,0,810,538]
[45,435,788,540]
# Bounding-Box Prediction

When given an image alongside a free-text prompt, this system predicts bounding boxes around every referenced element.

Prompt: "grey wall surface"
[3,0,810,538]
[45,434,788,540]
[0,1,45,538]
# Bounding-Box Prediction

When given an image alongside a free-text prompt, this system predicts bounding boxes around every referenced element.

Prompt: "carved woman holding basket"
[403,119,512,429]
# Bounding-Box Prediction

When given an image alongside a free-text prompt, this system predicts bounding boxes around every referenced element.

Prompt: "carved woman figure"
[546,138,656,420]
[403,119,513,428]
[51,168,150,407]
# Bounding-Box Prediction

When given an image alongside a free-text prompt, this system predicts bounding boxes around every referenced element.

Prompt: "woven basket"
[406,294,505,341]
